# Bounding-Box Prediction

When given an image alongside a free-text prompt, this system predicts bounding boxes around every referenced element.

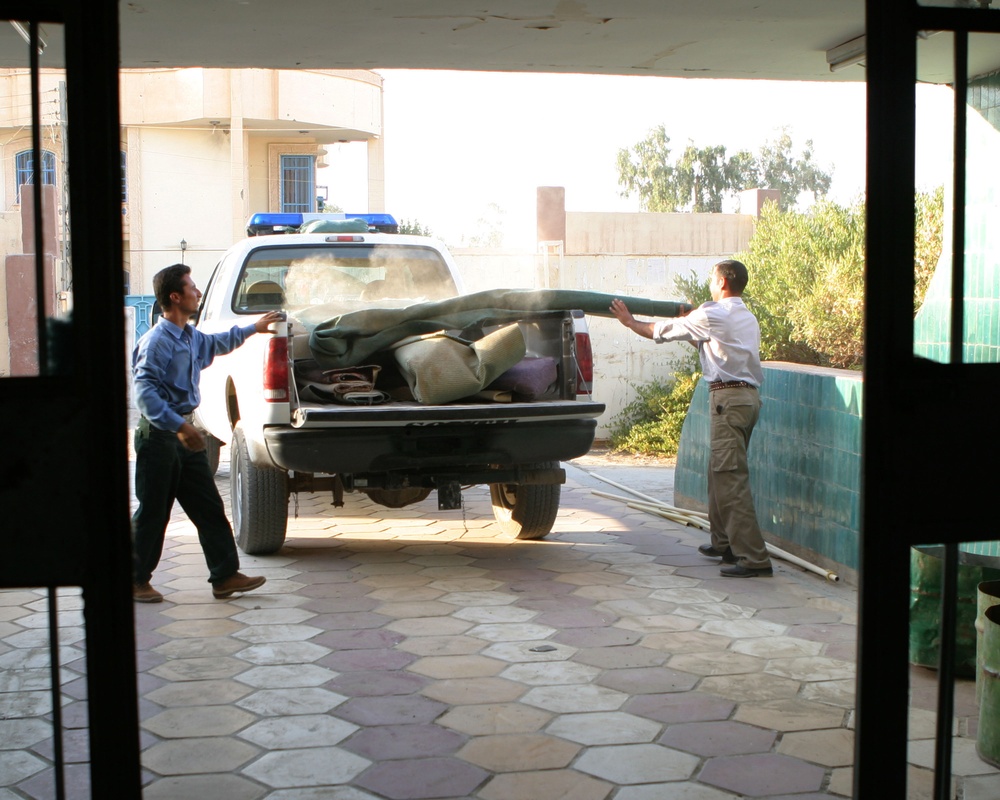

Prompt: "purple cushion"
[487,357,557,400]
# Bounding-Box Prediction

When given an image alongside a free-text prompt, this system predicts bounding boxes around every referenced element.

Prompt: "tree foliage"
[608,369,702,457]
[914,185,945,312]
[671,189,944,370]
[616,125,831,213]
[740,199,866,368]
[399,219,434,236]
[466,203,507,248]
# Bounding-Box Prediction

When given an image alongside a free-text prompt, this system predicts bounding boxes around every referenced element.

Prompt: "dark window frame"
[280,153,316,213]
[14,147,56,203]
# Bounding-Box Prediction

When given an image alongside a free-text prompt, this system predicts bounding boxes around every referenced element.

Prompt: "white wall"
[130,128,235,292]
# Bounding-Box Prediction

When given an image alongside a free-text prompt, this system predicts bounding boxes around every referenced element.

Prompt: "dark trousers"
[132,418,239,585]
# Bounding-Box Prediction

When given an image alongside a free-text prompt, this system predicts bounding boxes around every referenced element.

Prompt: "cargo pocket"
[133,418,149,455]
[710,444,741,473]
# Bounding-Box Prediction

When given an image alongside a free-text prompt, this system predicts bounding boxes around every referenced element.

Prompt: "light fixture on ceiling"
[10,21,47,55]
[826,34,866,72]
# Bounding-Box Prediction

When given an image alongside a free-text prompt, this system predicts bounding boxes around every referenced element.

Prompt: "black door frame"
[0,1,141,796]
[860,2,1000,797]
[5,1,1000,797]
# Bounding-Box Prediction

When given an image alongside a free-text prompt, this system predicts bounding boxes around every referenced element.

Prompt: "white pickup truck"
[193,213,614,555]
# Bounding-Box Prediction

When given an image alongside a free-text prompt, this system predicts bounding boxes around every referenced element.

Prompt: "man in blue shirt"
[132,264,284,602]
[611,259,772,578]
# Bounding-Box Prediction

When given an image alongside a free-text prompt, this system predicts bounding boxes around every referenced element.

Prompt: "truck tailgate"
[266,400,606,474]
[290,399,605,428]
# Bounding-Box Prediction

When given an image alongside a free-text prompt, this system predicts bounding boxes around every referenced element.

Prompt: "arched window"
[14,149,57,203]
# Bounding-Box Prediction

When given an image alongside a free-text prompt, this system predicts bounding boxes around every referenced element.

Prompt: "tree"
[756,128,832,210]
[399,219,434,236]
[466,203,506,248]
[616,125,831,213]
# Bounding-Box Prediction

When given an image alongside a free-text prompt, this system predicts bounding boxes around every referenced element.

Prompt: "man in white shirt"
[610,259,772,577]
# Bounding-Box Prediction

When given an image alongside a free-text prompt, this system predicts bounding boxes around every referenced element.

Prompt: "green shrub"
[608,368,701,457]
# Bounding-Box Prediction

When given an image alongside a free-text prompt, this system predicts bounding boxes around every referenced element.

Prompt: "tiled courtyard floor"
[2,452,999,799]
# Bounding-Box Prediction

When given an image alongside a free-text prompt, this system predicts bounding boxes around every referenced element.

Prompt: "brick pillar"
[739,188,781,216]
[536,186,566,245]
[5,184,58,375]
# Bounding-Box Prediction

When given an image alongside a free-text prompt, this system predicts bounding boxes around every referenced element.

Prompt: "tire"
[230,422,288,554]
[365,487,432,508]
[204,434,222,476]
[489,461,561,540]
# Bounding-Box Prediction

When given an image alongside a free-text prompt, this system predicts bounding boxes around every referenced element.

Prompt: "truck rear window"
[233,244,459,314]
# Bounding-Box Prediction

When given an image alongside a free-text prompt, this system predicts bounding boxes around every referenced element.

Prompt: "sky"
[319,70,956,249]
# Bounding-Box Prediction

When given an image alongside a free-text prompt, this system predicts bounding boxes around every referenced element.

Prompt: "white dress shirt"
[651,297,764,387]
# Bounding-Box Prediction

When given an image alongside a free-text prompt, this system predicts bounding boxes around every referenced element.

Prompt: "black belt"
[708,380,757,391]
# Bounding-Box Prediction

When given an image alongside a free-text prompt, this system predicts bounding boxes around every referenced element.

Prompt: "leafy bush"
[672,189,944,371]
[914,185,945,312]
[608,367,701,457]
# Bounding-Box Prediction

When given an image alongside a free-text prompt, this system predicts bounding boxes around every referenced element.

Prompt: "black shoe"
[698,544,737,564]
[720,564,773,578]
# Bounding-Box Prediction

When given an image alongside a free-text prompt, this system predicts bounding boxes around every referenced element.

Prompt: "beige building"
[118,68,385,292]
[0,66,384,297]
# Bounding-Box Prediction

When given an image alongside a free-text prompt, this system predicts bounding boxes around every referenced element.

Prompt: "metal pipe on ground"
[589,472,839,583]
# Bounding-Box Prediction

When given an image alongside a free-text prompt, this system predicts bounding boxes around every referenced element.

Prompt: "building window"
[15,149,56,203]
[280,154,315,213]
[121,150,127,203]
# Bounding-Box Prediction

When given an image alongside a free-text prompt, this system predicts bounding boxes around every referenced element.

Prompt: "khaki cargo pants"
[706,386,771,570]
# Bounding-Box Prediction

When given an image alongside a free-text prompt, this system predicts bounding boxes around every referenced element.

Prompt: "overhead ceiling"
[112,0,869,80]
[11,1,997,83]
[12,0,873,81]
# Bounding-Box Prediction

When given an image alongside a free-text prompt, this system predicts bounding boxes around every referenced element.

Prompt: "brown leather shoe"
[133,582,164,603]
[212,572,266,599]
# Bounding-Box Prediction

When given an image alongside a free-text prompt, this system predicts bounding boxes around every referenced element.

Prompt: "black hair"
[152,263,191,309]
[714,259,749,294]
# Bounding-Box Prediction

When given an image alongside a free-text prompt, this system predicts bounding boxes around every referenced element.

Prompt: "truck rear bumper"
[263,417,600,475]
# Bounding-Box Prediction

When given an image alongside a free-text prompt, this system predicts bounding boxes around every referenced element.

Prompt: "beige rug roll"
[393,324,527,404]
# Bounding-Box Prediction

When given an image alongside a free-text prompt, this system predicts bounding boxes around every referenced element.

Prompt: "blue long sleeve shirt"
[132,317,257,432]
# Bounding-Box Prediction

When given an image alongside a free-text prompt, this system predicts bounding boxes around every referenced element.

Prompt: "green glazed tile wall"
[914,70,1000,365]
[675,363,863,572]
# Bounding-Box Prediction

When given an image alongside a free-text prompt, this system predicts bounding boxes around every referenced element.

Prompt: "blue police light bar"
[246,212,399,236]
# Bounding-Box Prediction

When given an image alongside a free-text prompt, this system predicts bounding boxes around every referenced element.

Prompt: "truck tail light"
[574,332,593,396]
[263,336,289,402]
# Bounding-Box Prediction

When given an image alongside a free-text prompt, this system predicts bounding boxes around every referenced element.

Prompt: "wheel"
[204,434,222,476]
[489,461,561,540]
[365,487,432,508]
[230,422,288,554]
